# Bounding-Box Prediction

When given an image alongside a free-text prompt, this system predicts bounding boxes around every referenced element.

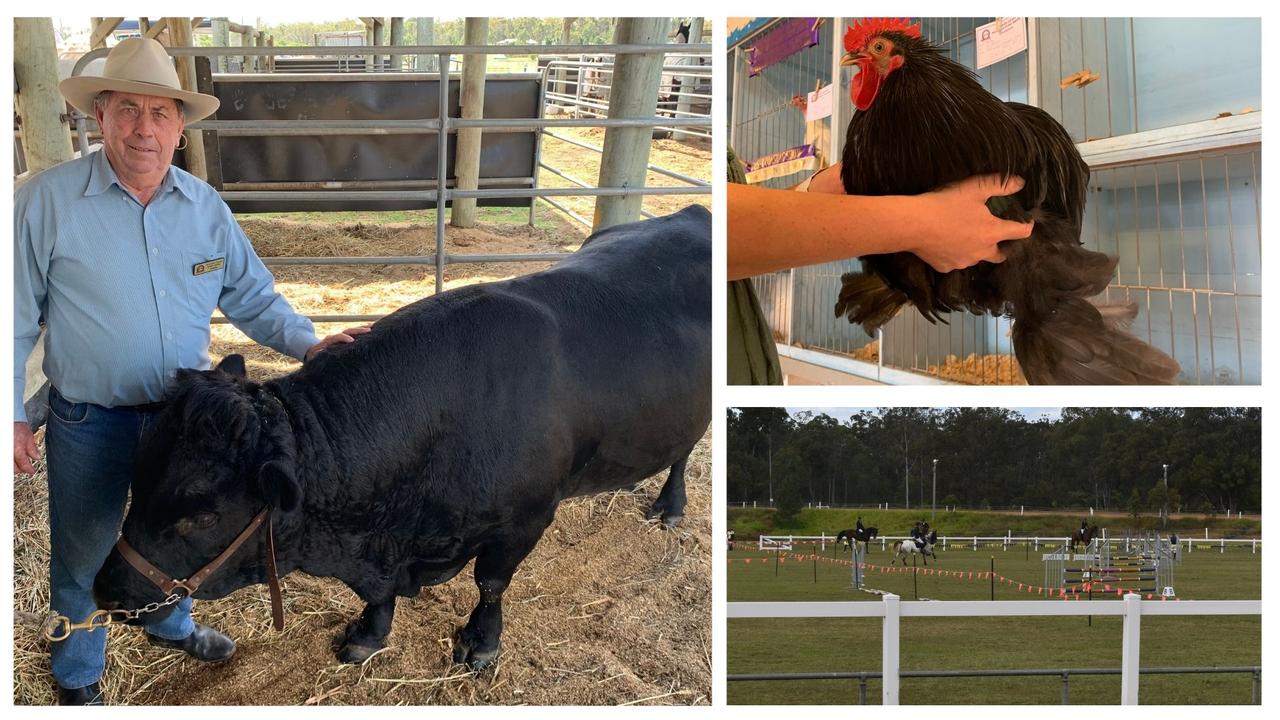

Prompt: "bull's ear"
[216,355,247,379]
[258,459,302,513]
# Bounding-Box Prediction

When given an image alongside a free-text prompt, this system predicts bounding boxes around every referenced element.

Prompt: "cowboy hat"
[59,37,220,123]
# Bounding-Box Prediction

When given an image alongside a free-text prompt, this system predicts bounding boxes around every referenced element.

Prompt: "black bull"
[93,205,711,669]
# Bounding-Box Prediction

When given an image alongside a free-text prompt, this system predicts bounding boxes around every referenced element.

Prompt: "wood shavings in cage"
[926,353,1027,385]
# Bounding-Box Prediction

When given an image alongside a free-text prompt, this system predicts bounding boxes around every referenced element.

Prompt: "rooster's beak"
[840,51,865,67]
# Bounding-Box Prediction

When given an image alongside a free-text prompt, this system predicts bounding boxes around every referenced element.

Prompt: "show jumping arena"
[726,537,1260,704]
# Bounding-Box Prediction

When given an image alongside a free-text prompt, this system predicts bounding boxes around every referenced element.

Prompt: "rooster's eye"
[874,41,886,53]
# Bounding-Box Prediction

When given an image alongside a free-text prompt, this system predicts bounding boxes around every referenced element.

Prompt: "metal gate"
[69,40,712,323]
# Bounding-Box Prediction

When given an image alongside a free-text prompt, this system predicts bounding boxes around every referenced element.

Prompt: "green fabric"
[727,278,783,385]
[726,147,782,385]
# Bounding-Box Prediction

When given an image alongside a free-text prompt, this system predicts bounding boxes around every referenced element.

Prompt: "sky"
[786,407,1065,422]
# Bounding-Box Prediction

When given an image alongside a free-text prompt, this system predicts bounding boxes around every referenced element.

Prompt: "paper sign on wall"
[975,17,1027,69]
[804,84,833,122]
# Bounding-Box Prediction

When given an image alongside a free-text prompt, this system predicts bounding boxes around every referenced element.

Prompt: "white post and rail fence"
[727,595,1261,705]
[756,534,1262,554]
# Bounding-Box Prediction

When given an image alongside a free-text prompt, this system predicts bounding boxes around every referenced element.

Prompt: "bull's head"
[93,355,301,620]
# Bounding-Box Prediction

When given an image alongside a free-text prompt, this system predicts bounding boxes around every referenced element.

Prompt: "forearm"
[727,183,922,280]
[219,218,319,360]
[228,304,319,361]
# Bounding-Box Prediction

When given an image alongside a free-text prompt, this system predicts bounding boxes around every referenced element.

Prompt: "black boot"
[146,623,236,663]
[57,681,104,705]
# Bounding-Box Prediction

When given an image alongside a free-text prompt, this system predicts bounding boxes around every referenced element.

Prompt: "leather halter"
[115,507,284,631]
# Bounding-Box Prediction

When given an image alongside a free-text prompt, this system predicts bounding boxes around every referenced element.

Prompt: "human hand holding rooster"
[727,172,1031,280]
[907,174,1035,271]
[804,164,1033,271]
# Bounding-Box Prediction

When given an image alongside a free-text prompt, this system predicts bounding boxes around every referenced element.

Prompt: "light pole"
[1162,463,1169,528]
[932,458,938,521]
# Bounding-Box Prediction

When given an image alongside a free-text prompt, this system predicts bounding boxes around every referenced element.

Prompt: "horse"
[1070,523,1098,553]
[892,530,938,566]
[836,519,879,549]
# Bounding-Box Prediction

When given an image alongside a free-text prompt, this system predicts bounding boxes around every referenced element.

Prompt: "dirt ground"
[538,126,711,222]
[12,134,712,705]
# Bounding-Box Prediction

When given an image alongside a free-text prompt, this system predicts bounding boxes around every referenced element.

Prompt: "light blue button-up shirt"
[13,150,318,421]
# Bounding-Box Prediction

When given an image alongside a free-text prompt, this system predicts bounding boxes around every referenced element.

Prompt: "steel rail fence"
[67,42,712,326]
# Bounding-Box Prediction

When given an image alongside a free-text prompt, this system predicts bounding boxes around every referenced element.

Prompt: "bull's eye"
[189,512,219,530]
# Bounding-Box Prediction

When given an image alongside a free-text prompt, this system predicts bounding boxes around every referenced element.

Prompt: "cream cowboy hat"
[59,37,220,123]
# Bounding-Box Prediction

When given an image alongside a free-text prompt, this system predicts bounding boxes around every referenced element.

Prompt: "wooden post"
[246,30,258,72]
[364,18,383,72]
[144,18,170,41]
[89,18,123,49]
[364,19,374,71]
[673,17,704,140]
[593,17,665,231]
[450,17,488,228]
[212,18,230,72]
[256,31,266,71]
[267,36,275,73]
[414,17,435,71]
[14,17,73,175]
[555,18,575,100]
[166,17,208,181]
[389,17,404,72]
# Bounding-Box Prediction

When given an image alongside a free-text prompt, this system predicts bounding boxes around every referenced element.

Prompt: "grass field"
[727,542,1261,705]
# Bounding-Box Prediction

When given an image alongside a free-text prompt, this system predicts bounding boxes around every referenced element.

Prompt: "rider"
[910,521,927,548]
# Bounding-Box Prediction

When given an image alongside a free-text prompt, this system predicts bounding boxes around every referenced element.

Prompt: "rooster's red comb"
[843,18,921,52]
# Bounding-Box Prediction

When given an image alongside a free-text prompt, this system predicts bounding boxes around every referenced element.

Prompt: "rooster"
[832,18,1179,384]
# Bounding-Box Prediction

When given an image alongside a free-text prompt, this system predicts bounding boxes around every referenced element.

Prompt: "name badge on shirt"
[192,258,226,276]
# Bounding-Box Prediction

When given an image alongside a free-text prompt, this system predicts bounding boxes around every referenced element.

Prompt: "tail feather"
[834,272,910,334]
[1013,300,1180,384]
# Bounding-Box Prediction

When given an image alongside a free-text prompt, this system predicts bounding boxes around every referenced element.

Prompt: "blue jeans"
[45,387,194,689]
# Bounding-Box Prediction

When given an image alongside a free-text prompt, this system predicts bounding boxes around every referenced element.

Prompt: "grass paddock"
[727,542,1261,705]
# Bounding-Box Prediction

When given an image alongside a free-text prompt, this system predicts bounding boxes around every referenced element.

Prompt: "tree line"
[727,407,1260,519]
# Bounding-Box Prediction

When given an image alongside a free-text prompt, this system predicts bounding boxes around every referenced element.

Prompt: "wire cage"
[729,17,1262,384]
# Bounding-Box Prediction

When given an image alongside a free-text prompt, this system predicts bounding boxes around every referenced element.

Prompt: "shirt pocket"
[182,250,227,323]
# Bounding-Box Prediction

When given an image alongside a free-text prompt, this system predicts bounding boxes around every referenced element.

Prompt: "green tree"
[772,446,805,526]
[1127,488,1144,520]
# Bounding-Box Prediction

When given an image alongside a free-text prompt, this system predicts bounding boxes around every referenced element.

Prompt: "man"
[13,38,366,705]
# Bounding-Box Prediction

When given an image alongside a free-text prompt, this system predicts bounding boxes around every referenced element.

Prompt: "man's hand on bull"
[305,326,373,363]
[14,421,41,475]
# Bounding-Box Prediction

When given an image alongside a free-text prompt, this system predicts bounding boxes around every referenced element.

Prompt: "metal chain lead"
[43,592,186,642]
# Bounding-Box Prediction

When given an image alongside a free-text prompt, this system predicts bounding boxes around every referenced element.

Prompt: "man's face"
[95,91,185,184]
